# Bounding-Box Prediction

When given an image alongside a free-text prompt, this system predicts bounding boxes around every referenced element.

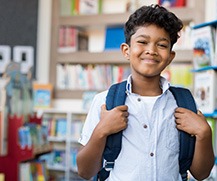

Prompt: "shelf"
[192,66,217,72]
[57,51,127,64]
[50,0,205,99]
[35,106,87,114]
[59,7,196,27]
[57,49,193,64]
[193,19,217,29]
[53,89,99,99]
[48,136,66,142]
[204,111,217,118]
[47,165,67,171]
[33,144,52,156]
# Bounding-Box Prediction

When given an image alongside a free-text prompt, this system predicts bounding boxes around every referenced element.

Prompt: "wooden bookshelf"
[50,0,205,99]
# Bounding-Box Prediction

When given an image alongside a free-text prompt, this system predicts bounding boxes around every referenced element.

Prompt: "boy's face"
[121,24,175,79]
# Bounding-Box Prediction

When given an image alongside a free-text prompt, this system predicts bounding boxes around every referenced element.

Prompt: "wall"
[0,0,38,76]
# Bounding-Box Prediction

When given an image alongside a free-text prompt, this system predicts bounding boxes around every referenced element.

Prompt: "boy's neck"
[131,76,162,96]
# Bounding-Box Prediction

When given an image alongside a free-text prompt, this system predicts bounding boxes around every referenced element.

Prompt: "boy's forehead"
[134,25,170,40]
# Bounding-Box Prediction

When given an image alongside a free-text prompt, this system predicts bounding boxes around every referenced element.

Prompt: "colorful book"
[192,26,215,69]
[58,26,78,53]
[33,83,53,109]
[158,0,186,7]
[161,63,193,90]
[193,69,217,114]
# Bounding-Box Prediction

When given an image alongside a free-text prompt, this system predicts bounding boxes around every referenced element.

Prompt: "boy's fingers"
[101,104,128,112]
[116,105,128,111]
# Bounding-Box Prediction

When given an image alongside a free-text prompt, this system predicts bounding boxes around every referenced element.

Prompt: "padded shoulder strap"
[169,86,197,178]
[97,81,127,181]
[104,81,127,160]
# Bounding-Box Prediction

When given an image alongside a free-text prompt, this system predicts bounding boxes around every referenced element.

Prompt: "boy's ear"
[121,43,130,60]
[167,51,176,65]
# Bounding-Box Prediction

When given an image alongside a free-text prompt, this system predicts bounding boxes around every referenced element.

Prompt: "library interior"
[0,0,217,180]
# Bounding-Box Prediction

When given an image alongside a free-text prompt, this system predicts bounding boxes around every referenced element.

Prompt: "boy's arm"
[76,104,129,180]
[76,125,108,180]
[174,108,215,180]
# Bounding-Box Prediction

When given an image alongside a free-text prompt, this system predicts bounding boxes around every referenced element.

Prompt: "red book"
[158,0,186,7]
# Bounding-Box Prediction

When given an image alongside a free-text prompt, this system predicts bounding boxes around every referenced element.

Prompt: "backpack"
[96,80,197,181]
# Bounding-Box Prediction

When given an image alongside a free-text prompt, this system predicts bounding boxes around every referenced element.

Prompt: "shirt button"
[150,152,154,157]
[143,124,148,129]
[137,98,141,102]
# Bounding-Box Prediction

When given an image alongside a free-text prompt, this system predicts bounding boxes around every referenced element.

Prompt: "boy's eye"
[137,40,148,44]
[158,43,168,48]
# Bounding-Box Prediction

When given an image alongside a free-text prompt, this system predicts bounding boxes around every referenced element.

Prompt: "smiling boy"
[76,4,214,181]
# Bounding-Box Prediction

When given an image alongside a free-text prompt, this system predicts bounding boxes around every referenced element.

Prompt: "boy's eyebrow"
[136,34,170,42]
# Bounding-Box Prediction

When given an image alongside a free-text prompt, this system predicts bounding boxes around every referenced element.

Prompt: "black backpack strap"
[169,86,197,181]
[97,81,127,181]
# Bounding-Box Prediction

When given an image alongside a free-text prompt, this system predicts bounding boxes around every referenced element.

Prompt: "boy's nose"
[145,50,158,56]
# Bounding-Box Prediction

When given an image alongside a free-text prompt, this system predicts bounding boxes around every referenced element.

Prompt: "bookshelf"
[192,20,217,115]
[37,107,87,181]
[49,0,205,99]
[0,114,51,181]
[190,20,217,180]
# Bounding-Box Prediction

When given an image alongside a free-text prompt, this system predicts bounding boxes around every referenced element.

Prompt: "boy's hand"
[97,104,129,136]
[174,107,211,141]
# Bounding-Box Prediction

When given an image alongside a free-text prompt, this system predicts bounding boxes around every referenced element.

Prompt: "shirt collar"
[126,74,170,95]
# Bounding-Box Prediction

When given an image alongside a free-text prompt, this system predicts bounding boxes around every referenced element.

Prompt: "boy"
[76,4,214,181]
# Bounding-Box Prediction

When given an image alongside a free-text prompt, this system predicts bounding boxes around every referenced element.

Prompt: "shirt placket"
[149,97,161,181]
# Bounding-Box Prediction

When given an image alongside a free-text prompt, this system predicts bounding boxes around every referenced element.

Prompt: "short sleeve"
[78,91,107,146]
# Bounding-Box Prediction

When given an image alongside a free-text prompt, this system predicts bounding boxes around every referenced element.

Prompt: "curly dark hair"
[124,4,183,49]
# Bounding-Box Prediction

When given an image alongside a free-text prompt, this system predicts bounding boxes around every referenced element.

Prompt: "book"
[58,26,78,53]
[193,69,217,114]
[104,26,125,50]
[82,91,97,111]
[78,31,89,51]
[0,174,4,181]
[158,0,186,7]
[161,63,193,90]
[206,117,216,152]
[33,83,53,109]
[79,0,102,15]
[0,77,9,156]
[192,26,215,69]
[56,118,67,137]
[102,0,129,14]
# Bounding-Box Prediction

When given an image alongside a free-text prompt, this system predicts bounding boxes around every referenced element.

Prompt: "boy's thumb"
[197,110,203,115]
[101,104,107,111]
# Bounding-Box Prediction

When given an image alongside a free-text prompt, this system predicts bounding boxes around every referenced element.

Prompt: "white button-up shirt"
[79,75,182,181]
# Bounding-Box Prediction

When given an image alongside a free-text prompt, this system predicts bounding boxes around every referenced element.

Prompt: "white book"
[79,0,100,15]
[194,69,217,114]
[192,26,215,69]
[56,64,67,89]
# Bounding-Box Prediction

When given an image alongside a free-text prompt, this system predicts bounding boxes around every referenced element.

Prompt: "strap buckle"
[181,172,188,181]
[104,161,114,171]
